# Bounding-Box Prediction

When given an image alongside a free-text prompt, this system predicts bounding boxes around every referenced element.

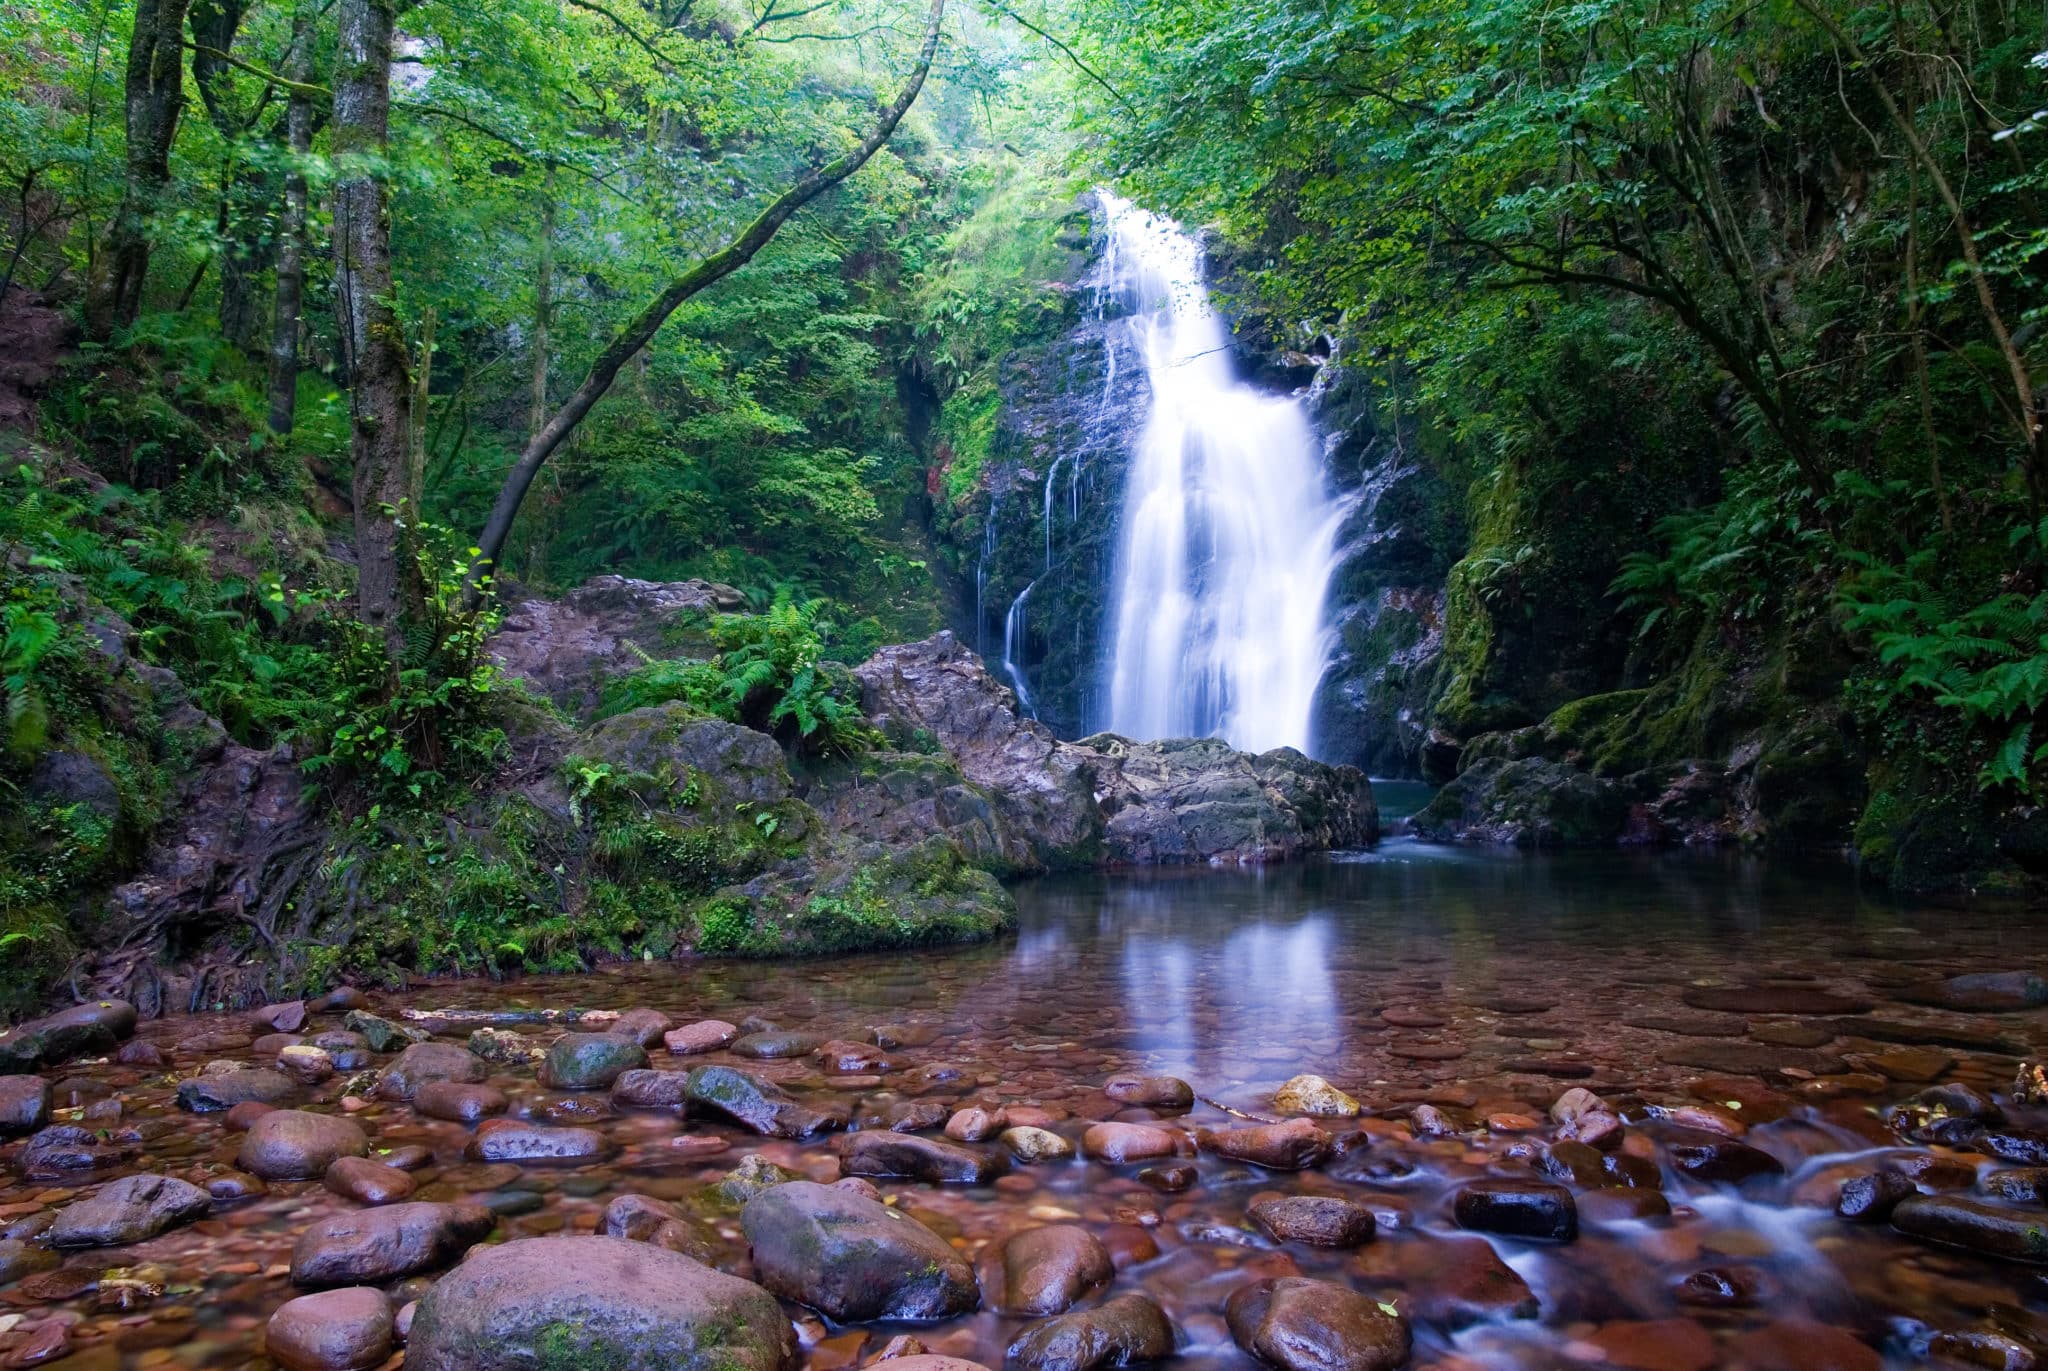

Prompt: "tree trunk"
[529,164,555,442]
[411,305,434,509]
[471,0,949,586]
[266,2,316,434]
[84,0,194,338]
[334,0,416,657]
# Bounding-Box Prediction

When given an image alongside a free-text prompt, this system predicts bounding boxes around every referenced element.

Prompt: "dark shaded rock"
[1892,972,2048,1013]
[290,1202,497,1287]
[414,1080,507,1123]
[1103,1075,1193,1110]
[1004,1293,1177,1371]
[46,1173,211,1246]
[1836,1170,1917,1222]
[1453,1179,1577,1243]
[376,1042,487,1101]
[0,1075,50,1136]
[1352,1235,1539,1329]
[1747,1020,1837,1048]
[1667,1134,1786,1184]
[1248,1195,1376,1248]
[253,1000,309,1034]
[0,1238,60,1285]
[1680,986,1873,1015]
[176,1066,294,1112]
[1578,1188,1672,1222]
[325,1157,418,1206]
[1137,1164,1196,1193]
[741,1180,976,1322]
[977,1225,1113,1316]
[1981,1168,2048,1203]
[1624,1014,1747,1038]
[730,1031,825,1060]
[1893,1194,2048,1263]
[238,1109,370,1180]
[1655,1042,1844,1076]
[684,1065,839,1138]
[21,1123,137,1176]
[267,1286,394,1371]
[1225,1276,1411,1371]
[1198,1118,1332,1170]
[542,1032,648,1090]
[343,1011,427,1052]
[1673,1266,1763,1309]
[465,1118,615,1164]
[838,1131,1003,1184]
[1977,1131,2048,1166]
[1727,1320,1881,1371]
[407,1234,795,1371]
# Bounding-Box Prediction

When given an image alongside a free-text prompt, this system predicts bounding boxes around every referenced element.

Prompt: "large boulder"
[684,1066,840,1138]
[407,1235,795,1371]
[290,1202,497,1287]
[742,1181,977,1322]
[1086,736,1377,865]
[1226,1276,1411,1371]
[237,1110,370,1181]
[488,577,747,716]
[46,1173,211,1247]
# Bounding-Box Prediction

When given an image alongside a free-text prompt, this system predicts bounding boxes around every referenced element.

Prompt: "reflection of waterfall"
[1116,913,1336,1083]
[1094,191,1349,755]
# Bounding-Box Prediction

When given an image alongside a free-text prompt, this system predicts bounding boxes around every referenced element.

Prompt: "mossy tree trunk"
[265,0,316,435]
[84,0,193,339]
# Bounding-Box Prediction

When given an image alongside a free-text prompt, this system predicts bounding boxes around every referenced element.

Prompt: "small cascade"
[1003,579,1038,718]
[1092,192,1350,755]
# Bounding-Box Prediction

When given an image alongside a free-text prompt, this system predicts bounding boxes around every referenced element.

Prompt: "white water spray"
[1095,192,1349,754]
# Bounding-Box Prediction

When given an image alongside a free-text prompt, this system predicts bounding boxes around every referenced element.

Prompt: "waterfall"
[1095,192,1349,756]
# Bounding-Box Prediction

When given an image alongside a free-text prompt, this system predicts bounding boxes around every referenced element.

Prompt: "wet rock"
[266,1286,394,1371]
[1893,1194,2048,1263]
[742,1180,977,1322]
[862,1098,951,1133]
[1667,1134,1786,1184]
[1835,1169,1918,1223]
[278,1045,336,1083]
[1003,1126,1075,1163]
[407,1234,795,1371]
[821,1040,893,1073]
[1673,1266,1763,1308]
[237,1110,370,1180]
[1248,1195,1376,1248]
[607,1007,672,1048]
[978,1225,1113,1316]
[1538,1141,1611,1187]
[0,999,135,1073]
[732,1031,825,1060]
[1083,1122,1184,1164]
[376,1042,487,1101]
[343,1011,427,1053]
[1197,1118,1332,1170]
[1975,1131,2048,1166]
[0,1076,50,1136]
[1577,1188,1672,1222]
[946,1107,1004,1141]
[310,987,368,1013]
[325,1157,418,1205]
[839,1131,1004,1184]
[1870,1046,1956,1082]
[290,1202,497,1287]
[1747,1020,1837,1048]
[665,1021,739,1055]
[1680,987,1873,1015]
[0,1237,59,1284]
[413,1080,508,1123]
[685,1065,839,1138]
[1926,1330,2039,1371]
[381,1144,433,1170]
[115,1039,164,1067]
[541,1032,648,1090]
[613,1068,691,1109]
[466,1118,616,1164]
[1005,1293,1176,1371]
[1103,1075,1193,1110]
[466,1028,542,1067]
[1273,1075,1360,1118]
[1353,1234,1539,1328]
[1894,972,2048,1013]
[176,1066,294,1112]
[1549,1087,1606,1124]
[1624,1013,1748,1038]
[1453,1179,1577,1243]
[1585,1319,1718,1371]
[872,1358,989,1371]
[1225,1275,1411,1371]
[1138,1164,1197,1193]
[3,1318,73,1366]
[1981,1168,2048,1203]
[1726,1320,1881,1371]
[1655,1042,1844,1076]
[599,1193,704,1255]
[714,1154,800,1207]
[21,1123,137,1176]
[253,1000,309,1034]
[46,1174,211,1247]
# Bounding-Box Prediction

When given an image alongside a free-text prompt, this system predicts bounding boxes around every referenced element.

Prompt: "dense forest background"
[3,0,2048,1013]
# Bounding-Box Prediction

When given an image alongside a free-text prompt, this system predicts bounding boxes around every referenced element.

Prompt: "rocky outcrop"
[490,575,747,715]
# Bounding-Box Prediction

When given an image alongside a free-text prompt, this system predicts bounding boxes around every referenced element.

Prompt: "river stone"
[46,1173,211,1247]
[612,1068,691,1108]
[1892,972,2048,1012]
[0,999,137,1074]
[1003,1126,1076,1163]
[0,1238,59,1284]
[599,1193,705,1256]
[541,1032,648,1089]
[407,1235,796,1371]
[1226,1276,1411,1371]
[414,1080,508,1122]
[1248,1195,1376,1248]
[742,1180,976,1321]
[1981,1168,2048,1203]
[665,1021,739,1055]
[1102,1075,1193,1110]
[1005,1293,1176,1371]
[1453,1179,1577,1243]
[713,1154,801,1207]
[467,1028,543,1066]
[1655,1042,1844,1076]
[343,1011,428,1052]
[0,1075,50,1136]
[1352,1234,1539,1328]
[267,1287,394,1371]
[1083,1122,1184,1163]
[253,1000,309,1034]
[1272,1075,1360,1118]
[1836,1169,1916,1222]
[1624,1013,1748,1038]
[237,1110,370,1180]
[607,1008,672,1048]
[977,1225,1114,1316]
[376,1042,487,1101]
[839,1130,1004,1184]
[21,1122,136,1176]
[290,1202,497,1287]
[177,1066,294,1112]
[1667,1134,1786,1184]
[1892,1194,2048,1263]
[1197,1118,1331,1170]
[1680,986,1873,1015]
[731,1031,824,1059]
[466,1118,616,1164]
[326,1156,419,1205]
[684,1065,838,1138]
[947,1107,1004,1141]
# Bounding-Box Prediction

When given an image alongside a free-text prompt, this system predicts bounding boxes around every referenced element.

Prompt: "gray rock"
[267,1287,394,1371]
[541,1032,647,1089]
[237,1110,370,1181]
[47,1173,211,1247]
[488,577,747,716]
[290,1202,497,1287]
[742,1180,976,1322]
[1005,1293,1177,1371]
[684,1065,840,1138]
[176,1067,294,1112]
[375,1042,486,1101]
[344,1011,428,1053]
[0,1075,50,1136]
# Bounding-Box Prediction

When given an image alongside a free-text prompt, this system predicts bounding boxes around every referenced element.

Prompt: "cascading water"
[1093,192,1350,755]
